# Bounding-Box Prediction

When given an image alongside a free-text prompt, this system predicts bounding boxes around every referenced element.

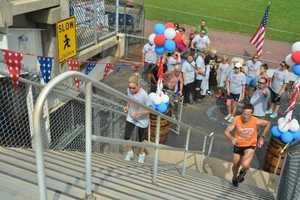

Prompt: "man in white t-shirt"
[266,61,289,118]
[191,30,210,53]
[245,55,262,86]
[250,77,271,117]
[142,42,157,80]
[195,53,206,99]
[182,55,196,104]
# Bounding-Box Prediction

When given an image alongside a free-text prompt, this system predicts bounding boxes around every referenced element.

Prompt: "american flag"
[250,4,270,56]
[38,56,53,84]
[2,49,23,88]
[67,58,81,88]
[85,63,96,75]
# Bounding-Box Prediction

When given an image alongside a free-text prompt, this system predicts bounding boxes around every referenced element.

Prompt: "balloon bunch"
[285,41,300,76]
[271,111,300,144]
[148,22,182,55]
[149,92,170,113]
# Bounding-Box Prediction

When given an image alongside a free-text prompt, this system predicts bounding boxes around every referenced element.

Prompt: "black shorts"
[124,121,147,142]
[270,88,281,104]
[227,93,240,102]
[233,145,256,156]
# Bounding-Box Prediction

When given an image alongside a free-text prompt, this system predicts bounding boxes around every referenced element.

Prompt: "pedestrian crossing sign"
[56,16,77,63]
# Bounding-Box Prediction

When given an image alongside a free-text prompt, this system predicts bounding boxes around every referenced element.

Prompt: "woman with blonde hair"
[124,74,152,163]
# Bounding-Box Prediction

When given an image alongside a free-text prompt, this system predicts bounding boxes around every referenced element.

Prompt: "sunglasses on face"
[258,81,266,84]
[128,86,137,90]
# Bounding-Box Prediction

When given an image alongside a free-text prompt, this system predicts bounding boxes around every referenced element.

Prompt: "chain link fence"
[70,0,144,51]
[277,141,300,200]
[0,72,126,153]
[70,0,117,51]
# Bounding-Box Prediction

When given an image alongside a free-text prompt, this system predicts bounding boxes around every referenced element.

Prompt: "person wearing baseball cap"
[224,62,246,123]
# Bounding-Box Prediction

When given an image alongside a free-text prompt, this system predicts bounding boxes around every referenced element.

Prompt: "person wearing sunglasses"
[250,77,271,118]
[124,74,152,163]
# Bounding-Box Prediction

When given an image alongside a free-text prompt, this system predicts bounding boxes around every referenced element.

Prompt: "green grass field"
[144,0,300,42]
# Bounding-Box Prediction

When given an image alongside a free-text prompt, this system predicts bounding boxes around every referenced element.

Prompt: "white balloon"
[289,119,300,132]
[292,41,300,53]
[149,92,157,100]
[279,122,290,133]
[161,94,169,103]
[153,96,162,105]
[164,28,176,40]
[148,33,156,45]
[285,54,295,67]
[278,117,286,126]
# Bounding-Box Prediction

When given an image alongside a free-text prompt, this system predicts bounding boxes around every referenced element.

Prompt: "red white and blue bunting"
[1,48,116,88]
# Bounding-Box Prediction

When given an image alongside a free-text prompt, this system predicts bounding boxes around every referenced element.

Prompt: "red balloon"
[292,51,300,64]
[173,32,182,44]
[165,22,175,29]
[154,34,166,46]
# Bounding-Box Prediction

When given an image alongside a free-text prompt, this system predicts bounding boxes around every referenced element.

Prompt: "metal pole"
[108,111,113,152]
[93,0,98,44]
[152,115,161,184]
[115,0,119,33]
[202,136,207,155]
[177,98,183,134]
[33,94,48,200]
[207,135,214,157]
[85,82,93,198]
[182,128,191,176]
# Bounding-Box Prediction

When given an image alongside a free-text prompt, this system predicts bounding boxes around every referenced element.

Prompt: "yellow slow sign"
[56,17,77,62]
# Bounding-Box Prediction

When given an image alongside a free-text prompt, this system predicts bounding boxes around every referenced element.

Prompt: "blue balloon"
[292,130,300,141]
[164,102,169,108]
[271,126,282,138]
[246,76,256,87]
[164,39,176,53]
[250,78,257,87]
[155,46,165,55]
[281,131,294,144]
[154,23,165,34]
[156,103,168,113]
[292,64,300,76]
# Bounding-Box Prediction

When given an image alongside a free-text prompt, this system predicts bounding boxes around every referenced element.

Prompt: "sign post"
[56,16,77,63]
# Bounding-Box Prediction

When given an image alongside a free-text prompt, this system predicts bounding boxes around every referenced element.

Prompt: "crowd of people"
[124,19,292,187]
[142,19,291,121]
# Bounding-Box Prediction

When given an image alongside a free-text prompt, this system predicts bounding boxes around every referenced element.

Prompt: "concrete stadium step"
[0,147,274,200]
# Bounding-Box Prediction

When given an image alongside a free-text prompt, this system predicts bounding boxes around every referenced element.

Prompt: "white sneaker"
[228,116,234,123]
[270,112,278,119]
[265,109,273,115]
[124,150,134,161]
[137,153,146,164]
[224,114,231,120]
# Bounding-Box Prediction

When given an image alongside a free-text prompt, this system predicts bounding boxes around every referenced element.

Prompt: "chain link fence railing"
[277,141,300,200]
[70,0,117,51]
[70,0,144,51]
[0,72,126,154]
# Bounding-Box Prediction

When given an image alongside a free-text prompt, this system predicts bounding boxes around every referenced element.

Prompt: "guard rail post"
[152,115,161,184]
[182,128,191,176]
[85,82,93,199]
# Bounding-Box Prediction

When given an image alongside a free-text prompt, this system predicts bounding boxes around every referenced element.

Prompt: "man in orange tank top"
[224,104,271,187]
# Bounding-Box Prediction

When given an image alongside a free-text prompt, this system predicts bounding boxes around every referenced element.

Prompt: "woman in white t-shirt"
[216,56,230,97]
[266,61,289,119]
[124,75,152,163]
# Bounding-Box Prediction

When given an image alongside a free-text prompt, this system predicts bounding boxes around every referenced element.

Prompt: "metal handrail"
[33,71,205,135]
[32,71,208,200]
